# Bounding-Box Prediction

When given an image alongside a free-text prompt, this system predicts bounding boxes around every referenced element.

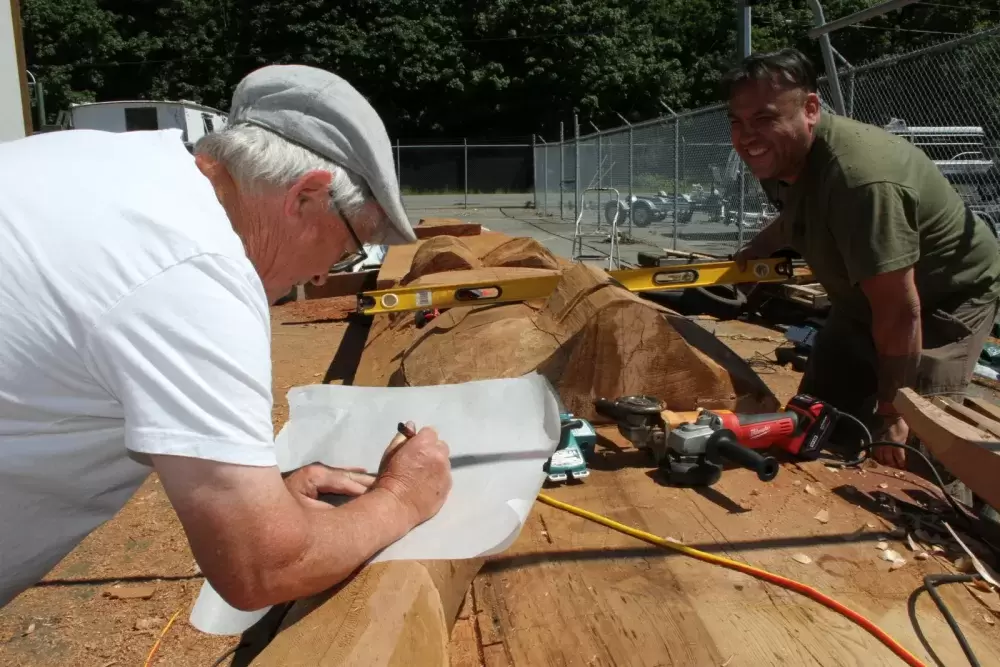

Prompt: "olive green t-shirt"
[762,112,1000,325]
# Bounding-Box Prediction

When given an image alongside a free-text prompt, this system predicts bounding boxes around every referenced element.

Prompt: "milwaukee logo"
[749,426,771,439]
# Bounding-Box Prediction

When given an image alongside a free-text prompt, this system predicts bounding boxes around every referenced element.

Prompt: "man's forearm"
[252,488,415,607]
[870,303,922,414]
[746,218,786,256]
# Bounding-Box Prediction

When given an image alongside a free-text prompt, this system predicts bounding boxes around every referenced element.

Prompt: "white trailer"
[57,100,228,150]
[1,0,30,142]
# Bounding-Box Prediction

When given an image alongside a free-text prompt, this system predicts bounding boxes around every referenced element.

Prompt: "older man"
[727,49,1000,473]
[0,65,452,610]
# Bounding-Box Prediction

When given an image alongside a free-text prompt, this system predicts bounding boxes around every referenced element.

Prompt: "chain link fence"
[396,141,533,210]
[534,26,1000,257]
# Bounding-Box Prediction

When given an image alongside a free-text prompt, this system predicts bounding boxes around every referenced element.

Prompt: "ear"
[803,92,821,123]
[283,169,334,221]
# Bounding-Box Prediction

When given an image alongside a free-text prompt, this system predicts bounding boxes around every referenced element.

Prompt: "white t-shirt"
[0,129,277,607]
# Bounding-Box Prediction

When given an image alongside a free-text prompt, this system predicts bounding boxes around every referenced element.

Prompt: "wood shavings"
[23,622,35,636]
[825,465,840,474]
[985,614,996,626]
[792,553,813,565]
[878,483,889,489]
[906,534,920,552]
[804,484,819,496]
[889,558,907,571]
[792,480,802,486]
[973,579,994,593]
[814,509,830,524]
[931,545,946,555]
[881,549,902,562]
[915,552,930,561]
[944,521,1000,588]
[866,522,878,530]
[877,541,889,550]
[721,655,736,667]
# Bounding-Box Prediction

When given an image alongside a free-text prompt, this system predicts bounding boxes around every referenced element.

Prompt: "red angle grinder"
[593,394,839,487]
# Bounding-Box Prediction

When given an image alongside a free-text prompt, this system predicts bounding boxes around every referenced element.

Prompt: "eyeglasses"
[329,202,369,273]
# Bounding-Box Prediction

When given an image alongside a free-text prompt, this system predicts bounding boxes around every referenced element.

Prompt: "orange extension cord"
[537,493,928,667]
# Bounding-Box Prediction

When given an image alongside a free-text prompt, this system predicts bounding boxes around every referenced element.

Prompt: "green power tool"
[544,414,597,483]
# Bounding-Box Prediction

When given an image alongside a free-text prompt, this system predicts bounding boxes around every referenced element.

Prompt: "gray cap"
[228,64,415,245]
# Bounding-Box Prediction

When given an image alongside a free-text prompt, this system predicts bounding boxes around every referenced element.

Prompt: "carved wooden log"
[357,249,779,418]
[250,229,779,666]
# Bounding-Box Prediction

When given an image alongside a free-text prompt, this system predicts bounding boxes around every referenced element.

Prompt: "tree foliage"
[20,0,1000,138]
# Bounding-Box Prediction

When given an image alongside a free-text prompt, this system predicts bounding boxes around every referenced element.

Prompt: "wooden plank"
[895,387,1000,510]
[963,395,1000,424]
[250,559,483,667]
[934,397,1000,440]
[469,424,1000,666]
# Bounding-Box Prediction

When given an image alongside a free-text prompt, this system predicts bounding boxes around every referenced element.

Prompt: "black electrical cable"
[209,643,246,667]
[908,574,983,667]
[819,412,980,532]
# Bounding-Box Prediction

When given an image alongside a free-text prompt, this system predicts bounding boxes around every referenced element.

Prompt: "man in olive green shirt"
[725,49,1000,474]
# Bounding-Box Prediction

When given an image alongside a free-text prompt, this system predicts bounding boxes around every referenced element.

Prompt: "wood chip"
[932,545,946,555]
[973,579,995,593]
[825,465,840,474]
[814,509,830,524]
[915,552,930,561]
[878,483,889,489]
[877,541,889,550]
[792,480,802,486]
[102,585,155,600]
[881,549,902,562]
[792,553,812,565]
[804,484,819,496]
[721,656,735,667]
[866,522,878,530]
[906,534,920,552]
[23,622,35,636]
[986,614,996,626]
[134,618,161,631]
[890,559,907,571]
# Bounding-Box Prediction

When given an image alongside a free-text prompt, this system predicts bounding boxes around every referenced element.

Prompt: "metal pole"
[590,121,602,225]
[807,0,847,115]
[540,136,548,217]
[463,138,468,209]
[531,134,537,212]
[808,0,919,39]
[559,122,565,219]
[36,80,45,130]
[673,118,680,250]
[738,0,752,58]
[574,114,581,224]
[737,164,746,248]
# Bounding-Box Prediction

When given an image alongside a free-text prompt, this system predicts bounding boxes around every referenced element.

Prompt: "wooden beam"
[933,396,1000,441]
[249,560,482,667]
[894,388,1000,510]
[962,395,1000,424]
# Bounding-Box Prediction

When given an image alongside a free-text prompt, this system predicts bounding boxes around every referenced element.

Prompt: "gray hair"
[194,123,387,241]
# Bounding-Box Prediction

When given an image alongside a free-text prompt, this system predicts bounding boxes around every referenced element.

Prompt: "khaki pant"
[798,295,999,507]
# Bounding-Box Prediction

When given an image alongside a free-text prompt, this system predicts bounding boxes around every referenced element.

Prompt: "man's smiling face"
[727,78,820,183]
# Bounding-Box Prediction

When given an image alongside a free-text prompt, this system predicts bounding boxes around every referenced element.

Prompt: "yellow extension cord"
[535,493,927,667]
